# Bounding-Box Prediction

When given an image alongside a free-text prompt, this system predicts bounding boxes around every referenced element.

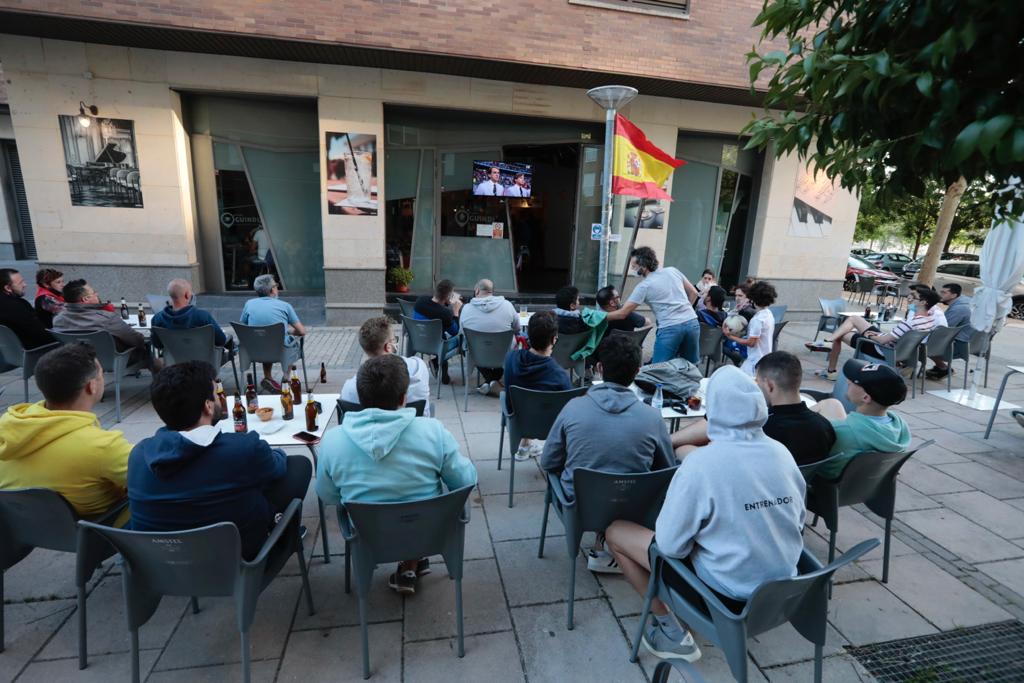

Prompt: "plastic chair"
[768,304,788,324]
[806,441,932,584]
[952,328,994,390]
[853,329,927,398]
[797,452,849,483]
[151,325,240,391]
[79,498,313,683]
[772,320,789,351]
[231,321,308,389]
[145,294,169,314]
[397,299,416,355]
[498,385,588,508]
[631,539,880,683]
[337,398,426,422]
[51,330,146,422]
[698,325,724,375]
[550,330,591,386]
[920,324,966,393]
[813,298,846,341]
[338,485,474,679]
[608,326,653,352]
[0,490,125,669]
[538,467,677,629]
[854,276,876,305]
[462,328,515,411]
[801,370,856,413]
[401,316,465,399]
[0,325,60,402]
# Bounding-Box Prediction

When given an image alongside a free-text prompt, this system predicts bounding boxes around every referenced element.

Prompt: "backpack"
[633,358,703,399]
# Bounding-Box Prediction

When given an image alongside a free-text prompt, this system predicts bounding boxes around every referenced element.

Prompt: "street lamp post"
[587,85,638,293]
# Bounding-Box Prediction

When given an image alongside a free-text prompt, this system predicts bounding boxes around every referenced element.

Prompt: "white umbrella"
[971,178,1024,333]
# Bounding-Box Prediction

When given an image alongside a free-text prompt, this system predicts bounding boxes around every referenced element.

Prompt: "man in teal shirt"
[240,274,306,392]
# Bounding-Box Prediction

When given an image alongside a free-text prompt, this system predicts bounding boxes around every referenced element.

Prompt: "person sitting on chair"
[0,268,56,350]
[341,316,431,411]
[696,285,728,327]
[596,285,648,333]
[553,286,591,335]
[412,279,463,386]
[33,268,66,329]
[925,283,973,380]
[316,354,477,594]
[458,278,520,396]
[152,279,230,349]
[240,274,306,393]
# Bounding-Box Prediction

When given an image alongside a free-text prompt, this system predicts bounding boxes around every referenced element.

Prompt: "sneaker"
[815,369,837,381]
[1013,411,1024,429]
[477,381,492,396]
[528,441,544,458]
[641,622,702,663]
[925,367,950,380]
[515,446,532,462]
[587,549,622,574]
[388,569,416,595]
[260,377,281,393]
[415,558,432,577]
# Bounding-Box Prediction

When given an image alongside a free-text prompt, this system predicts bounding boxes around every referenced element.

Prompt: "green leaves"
[979,115,1014,155]
[951,122,985,164]
[915,73,933,96]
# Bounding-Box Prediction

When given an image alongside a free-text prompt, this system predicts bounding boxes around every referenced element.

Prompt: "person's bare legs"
[810,398,847,421]
[825,316,872,372]
[670,420,709,450]
[605,520,669,616]
[262,362,275,382]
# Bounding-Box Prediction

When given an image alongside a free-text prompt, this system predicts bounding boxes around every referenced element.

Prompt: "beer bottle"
[137,302,147,327]
[120,297,129,321]
[215,379,228,415]
[244,373,258,413]
[319,362,327,384]
[290,365,302,404]
[305,396,318,432]
[232,393,248,433]
[281,379,294,420]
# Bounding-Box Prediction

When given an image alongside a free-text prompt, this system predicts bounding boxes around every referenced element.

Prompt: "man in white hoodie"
[459,278,520,396]
[605,365,806,663]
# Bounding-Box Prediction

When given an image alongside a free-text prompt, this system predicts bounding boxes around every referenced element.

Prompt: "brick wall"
[0,0,772,89]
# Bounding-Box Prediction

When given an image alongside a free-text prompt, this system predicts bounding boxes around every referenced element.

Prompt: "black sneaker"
[388,569,416,595]
[926,367,950,380]
[415,558,432,577]
[260,377,281,394]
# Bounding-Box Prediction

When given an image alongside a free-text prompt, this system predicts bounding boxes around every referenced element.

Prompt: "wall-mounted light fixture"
[77,101,99,128]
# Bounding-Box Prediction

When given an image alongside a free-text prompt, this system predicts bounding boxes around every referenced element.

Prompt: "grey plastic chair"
[806,441,932,584]
[854,275,876,305]
[0,325,60,402]
[813,298,846,341]
[79,498,313,683]
[797,452,849,483]
[608,326,653,352]
[550,329,591,385]
[51,330,146,422]
[462,328,515,411]
[854,329,927,398]
[768,304,788,324]
[338,485,474,679]
[152,325,240,391]
[952,328,994,389]
[337,398,426,421]
[772,320,789,352]
[231,321,308,389]
[0,489,126,669]
[920,324,966,393]
[538,467,677,629]
[801,370,856,413]
[145,294,169,314]
[631,538,880,683]
[698,325,724,375]
[498,385,588,508]
[401,316,465,399]
[397,299,416,354]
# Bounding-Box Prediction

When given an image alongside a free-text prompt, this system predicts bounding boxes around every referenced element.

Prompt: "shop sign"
[591,223,603,241]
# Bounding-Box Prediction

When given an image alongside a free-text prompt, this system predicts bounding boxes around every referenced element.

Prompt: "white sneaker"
[528,441,544,458]
[515,446,532,462]
[587,549,622,574]
[477,381,492,396]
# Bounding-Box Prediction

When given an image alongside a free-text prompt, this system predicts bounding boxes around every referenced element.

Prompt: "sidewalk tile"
[933,461,1024,499]
[482,492,552,542]
[899,460,974,495]
[292,562,402,631]
[0,600,75,682]
[900,508,1021,563]
[16,650,159,683]
[495,538,600,607]
[764,653,876,682]
[827,582,937,646]
[404,631,523,683]
[403,558,512,642]
[977,558,1024,598]
[147,660,278,682]
[277,622,402,682]
[749,622,848,668]
[933,491,1024,540]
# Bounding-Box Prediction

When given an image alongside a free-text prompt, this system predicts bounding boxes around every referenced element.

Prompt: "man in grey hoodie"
[541,334,674,573]
[459,278,520,396]
[605,365,805,664]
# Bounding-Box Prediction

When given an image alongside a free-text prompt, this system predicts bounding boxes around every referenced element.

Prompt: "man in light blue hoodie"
[316,353,477,595]
[605,365,805,664]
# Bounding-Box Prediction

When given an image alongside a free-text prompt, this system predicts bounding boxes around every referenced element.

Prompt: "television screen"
[472,161,533,198]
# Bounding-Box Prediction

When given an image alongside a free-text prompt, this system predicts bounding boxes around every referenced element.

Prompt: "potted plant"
[388,266,414,293]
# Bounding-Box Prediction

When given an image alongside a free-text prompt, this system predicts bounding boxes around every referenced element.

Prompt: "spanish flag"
[612,115,685,200]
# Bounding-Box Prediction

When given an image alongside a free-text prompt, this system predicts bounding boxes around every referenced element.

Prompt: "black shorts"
[657,551,747,615]
[850,326,885,360]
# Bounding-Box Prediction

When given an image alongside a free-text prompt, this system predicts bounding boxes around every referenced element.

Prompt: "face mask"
[628,269,640,277]
[908,304,917,315]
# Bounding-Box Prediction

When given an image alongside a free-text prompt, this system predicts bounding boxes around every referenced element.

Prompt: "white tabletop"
[838,311,905,324]
[126,314,235,340]
[218,393,340,446]
[1009,366,1024,375]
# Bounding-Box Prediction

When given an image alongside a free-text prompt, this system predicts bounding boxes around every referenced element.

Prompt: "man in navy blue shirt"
[152,279,230,348]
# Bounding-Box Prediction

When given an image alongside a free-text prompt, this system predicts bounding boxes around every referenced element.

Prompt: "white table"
[218,393,341,561]
[838,312,905,326]
[984,366,1024,439]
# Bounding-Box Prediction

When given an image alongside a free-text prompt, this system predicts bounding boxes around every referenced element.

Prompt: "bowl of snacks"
[256,407,274,422]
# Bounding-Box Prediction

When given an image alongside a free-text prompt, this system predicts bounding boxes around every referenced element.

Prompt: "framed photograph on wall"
[325,132,378,216]
[58,115,143,208]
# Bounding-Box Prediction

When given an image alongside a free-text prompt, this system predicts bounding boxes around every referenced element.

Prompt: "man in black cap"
[810,358,911,478]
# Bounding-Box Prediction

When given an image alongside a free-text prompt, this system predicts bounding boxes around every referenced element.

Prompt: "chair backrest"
[797,452,848,483]
[817,298,831,315]
[857,276,876,293]
[924,324,965,355]
[896,280,913,297]
[146,294,169,313]
[772,320,789,350]
[830,371,856,412]
[698,325,724,362]
[573,467,678,532]
[342,485,473,564]
[954,327,991,360]
[231,322,287,363]
[892,329,928,364]
[0,324,27,368]
[827,298,847,317]
[833,448,920,510]
[608,326,653,349]
[0,489,80,567]
[78,521,243,598]
[401,316,444,357]
[397,299,416,318]
[463,328,515,370]
[51,330,119,369]
[337,398,426,422]
[506,385,588,440]
[550,330,591,370]
[768,304,788,324]
[151,325,219,367]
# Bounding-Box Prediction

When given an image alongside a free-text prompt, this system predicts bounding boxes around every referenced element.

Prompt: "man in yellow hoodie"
[0,342,130,523]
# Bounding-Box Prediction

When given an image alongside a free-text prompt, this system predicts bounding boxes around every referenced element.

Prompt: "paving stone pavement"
[1,302,1022,681]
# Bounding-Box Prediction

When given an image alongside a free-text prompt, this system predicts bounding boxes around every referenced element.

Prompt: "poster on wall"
[325,132,378,216]
[58,115,143,208]
[789,168,836,238]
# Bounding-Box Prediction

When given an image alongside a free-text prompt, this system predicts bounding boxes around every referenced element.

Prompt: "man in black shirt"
[553,286,590,335]
[0,268,56,350]
[412,279,462,384]
[596,285,649,333]
[671,351,834,465]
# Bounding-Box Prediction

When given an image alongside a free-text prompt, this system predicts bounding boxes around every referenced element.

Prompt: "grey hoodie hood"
[586,382,639,414]
[467,294,509,313]
[705,365,769,442]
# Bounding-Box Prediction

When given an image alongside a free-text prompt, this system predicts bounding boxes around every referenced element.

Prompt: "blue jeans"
[652,319,700,365]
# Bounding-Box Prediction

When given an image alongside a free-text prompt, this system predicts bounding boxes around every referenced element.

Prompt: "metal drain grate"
[848,620,1024,682]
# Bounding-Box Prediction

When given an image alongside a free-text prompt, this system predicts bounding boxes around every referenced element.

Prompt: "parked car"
[942,252,979,262]
[904,252,980,278]
[932,260,1024,319]
[845,256,901,291]
[903,257,924,277]
[863,252,915,276]
[850,248,875,257]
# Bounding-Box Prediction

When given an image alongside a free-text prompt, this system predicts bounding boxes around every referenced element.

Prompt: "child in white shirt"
[722,280,778,376]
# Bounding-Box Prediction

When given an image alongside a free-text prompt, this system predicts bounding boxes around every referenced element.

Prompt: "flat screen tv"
[472,161,533,198]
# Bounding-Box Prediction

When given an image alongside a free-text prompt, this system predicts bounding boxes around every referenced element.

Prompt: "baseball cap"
[842,359,907,406]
